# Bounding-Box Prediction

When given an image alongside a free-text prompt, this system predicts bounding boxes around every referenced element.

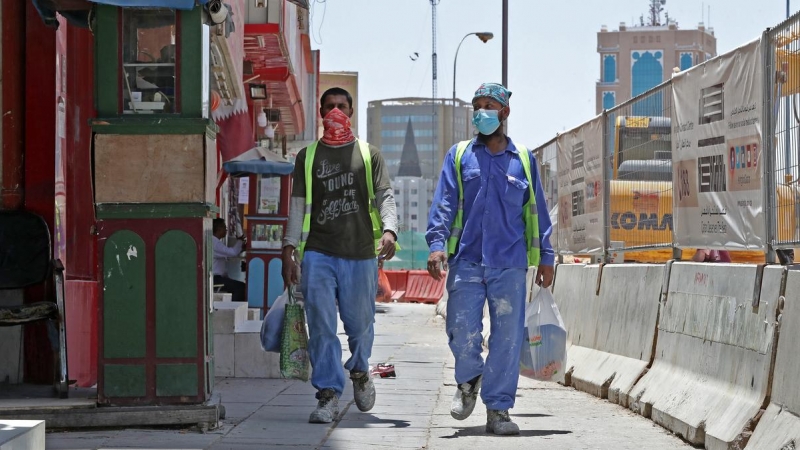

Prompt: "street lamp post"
[452,32,494,142]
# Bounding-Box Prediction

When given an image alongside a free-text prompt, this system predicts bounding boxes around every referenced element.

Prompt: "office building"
[367,97,473,179]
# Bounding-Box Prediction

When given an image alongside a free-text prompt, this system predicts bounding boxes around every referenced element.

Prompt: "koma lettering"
[610,212,673,231]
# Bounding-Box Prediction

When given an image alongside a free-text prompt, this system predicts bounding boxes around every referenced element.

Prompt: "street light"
[452,32,494,142]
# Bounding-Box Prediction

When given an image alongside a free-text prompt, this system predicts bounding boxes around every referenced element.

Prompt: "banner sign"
[556,116,605,254]
[672,38,765,249]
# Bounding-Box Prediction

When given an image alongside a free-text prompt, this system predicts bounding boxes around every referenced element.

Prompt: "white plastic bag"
[519,286,567,383]
[260,289,289,353]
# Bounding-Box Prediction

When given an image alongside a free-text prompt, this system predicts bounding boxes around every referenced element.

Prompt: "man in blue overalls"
[426,83,555,435]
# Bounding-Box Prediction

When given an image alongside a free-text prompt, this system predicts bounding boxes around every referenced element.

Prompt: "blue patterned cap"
[472,82,512,107]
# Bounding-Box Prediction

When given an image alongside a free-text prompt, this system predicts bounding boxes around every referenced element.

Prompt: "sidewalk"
[46,303,690,450]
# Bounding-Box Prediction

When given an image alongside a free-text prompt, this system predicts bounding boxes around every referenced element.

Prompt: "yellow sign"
[625,116,650,128]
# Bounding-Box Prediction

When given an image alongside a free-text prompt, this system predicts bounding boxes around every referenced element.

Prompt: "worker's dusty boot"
[308,389,339,423]
[350,371,376,412]
[486,409,520,436]
[450,375,481,420]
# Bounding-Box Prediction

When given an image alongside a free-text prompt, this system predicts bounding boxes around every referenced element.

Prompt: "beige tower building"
[596,1,717,114]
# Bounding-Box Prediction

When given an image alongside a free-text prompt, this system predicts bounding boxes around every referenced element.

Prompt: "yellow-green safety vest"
[297,139,388,260]
[446,140,541,267]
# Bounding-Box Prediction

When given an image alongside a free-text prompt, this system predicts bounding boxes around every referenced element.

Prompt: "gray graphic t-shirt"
[292,140,391,259]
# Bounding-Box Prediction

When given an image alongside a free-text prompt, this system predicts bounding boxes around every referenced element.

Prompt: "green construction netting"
[383,231,430,270]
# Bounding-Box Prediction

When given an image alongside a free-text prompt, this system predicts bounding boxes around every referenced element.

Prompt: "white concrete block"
[746,269,800,449]
[745,403,800,449]
[435,289,448,318]
[214,292,232,302]
[213,333,235,378]
[551,264,601,380]
[553,264,602,349]
[628,263,780,449]
[213,301,248,335]
[570,264,664,405]
[0,420,45,450]
[248,308,261,321]
[234,321,281,378]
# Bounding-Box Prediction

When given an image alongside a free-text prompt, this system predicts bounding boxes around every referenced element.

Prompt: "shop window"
[122,9,178,114]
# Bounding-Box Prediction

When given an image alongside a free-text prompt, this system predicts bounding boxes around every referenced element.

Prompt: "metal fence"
[603,82,674,256]
[524,14,800,263]
[531,17,797,263]
[532,138,559,255]
[766,15,800,251]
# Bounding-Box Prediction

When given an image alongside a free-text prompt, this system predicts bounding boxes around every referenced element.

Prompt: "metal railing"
[532,138,559,255]
[766,14,800,253]
[526,14,800,263]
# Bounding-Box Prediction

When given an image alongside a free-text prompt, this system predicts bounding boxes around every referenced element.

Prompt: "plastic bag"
[280,286,310,381]
[519,287,567,383]
[260,290,289,353]
[376,269,392,303]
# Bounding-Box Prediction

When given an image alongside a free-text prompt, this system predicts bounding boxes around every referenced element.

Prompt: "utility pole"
[502,0,508,88]
[431,0,440,180]
[502,0,508,133]
[431,0,439,100]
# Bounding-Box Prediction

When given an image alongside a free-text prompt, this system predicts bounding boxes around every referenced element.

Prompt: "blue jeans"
[301,251,378,397]
[446,261,527,410]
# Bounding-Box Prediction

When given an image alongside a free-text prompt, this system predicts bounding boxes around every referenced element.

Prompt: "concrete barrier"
[0,420,45,449]
[569,264,665,406]
[746,268,800,449]
[627,263,781,449]
[550,264,601,379]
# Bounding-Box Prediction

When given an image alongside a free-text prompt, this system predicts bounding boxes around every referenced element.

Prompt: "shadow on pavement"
[337,414,412,429]
[439,426,572,439]
[511,413,552,418]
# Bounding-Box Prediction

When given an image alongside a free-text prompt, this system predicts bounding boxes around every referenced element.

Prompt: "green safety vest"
[297,139,385,260]
[446,140,541,267]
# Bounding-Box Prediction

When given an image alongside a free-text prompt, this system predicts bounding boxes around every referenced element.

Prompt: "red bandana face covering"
[321,107,355,146]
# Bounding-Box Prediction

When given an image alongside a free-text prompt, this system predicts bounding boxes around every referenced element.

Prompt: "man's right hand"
[281,246,300,286]
[427,251,448,281]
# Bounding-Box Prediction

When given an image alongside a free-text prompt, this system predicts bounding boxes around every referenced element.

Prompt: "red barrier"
[384,270,408,292]
[402,270,446,304]
[383,270,409,302]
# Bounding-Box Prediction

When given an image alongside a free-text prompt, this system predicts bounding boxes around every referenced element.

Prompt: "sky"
[308,0,794,149]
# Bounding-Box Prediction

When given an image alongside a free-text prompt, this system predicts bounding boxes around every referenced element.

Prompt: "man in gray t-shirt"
[282,87,398,424]
[292,139,392,259]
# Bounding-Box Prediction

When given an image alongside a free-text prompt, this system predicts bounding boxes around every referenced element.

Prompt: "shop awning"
[222,147,294,176]
[87,0,210,9]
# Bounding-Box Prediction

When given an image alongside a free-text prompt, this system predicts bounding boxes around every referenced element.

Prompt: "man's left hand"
[377,232,397,262]
[535,265,554,288]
